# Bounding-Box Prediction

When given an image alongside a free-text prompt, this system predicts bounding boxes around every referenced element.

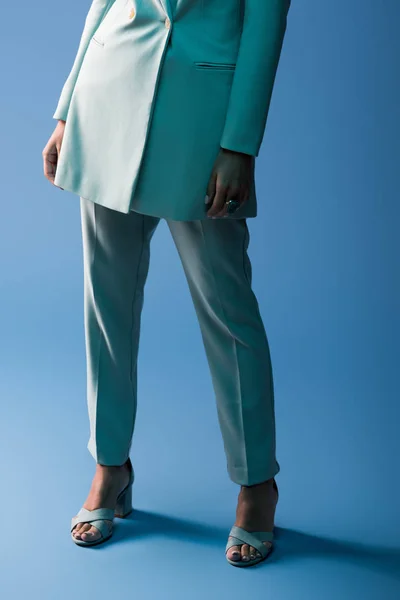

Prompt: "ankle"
[96,459,130,474]
[241,477,275,491]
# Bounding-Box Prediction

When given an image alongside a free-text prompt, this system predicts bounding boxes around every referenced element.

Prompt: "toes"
[241,543,250,561]
[80,525,101,541]
[72,519,84,536]
[72,519,113,541]
[72,523,90,538]
[227,538,241,561]
[72,523,97,540]
[227,548,241,560]
[249,545,257,560]
[263,541,272,550]
[258,541,272,557]
[227,539,270,562]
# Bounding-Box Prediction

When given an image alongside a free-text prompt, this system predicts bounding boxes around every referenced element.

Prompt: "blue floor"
[1,265,399,599]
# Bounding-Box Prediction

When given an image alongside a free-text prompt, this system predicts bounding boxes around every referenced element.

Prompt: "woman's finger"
[43,144,63,189]
[214,185,243,218]
[206,182,229,217]
[43,144,57,181]
[205,170,217,211]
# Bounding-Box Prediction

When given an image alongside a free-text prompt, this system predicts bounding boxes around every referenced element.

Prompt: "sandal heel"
[115,483,133,518]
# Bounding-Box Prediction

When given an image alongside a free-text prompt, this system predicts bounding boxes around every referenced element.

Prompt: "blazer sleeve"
[219,0,291,157]
[53,0,115,121]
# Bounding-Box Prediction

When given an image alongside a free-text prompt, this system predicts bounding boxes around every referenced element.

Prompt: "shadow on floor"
[88,507,400,579]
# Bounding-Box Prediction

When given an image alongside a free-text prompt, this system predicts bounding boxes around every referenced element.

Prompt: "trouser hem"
[87,438,130,467]
[227,460,281,486]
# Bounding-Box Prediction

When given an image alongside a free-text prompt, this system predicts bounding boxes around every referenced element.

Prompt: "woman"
[42,0,291,567]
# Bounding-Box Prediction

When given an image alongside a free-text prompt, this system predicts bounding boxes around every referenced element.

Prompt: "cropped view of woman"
[42,0,291,567]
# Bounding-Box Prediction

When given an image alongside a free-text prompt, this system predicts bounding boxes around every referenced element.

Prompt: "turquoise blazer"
[53,0,291,220]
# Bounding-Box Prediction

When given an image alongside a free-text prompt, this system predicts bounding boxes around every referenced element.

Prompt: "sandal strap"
[71,507,115,537]
[119,458,135,491]
[225,525,274,558]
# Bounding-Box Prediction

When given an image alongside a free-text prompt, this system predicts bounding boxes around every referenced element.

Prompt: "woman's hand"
[42,120,66,189]
[205,147,255,218]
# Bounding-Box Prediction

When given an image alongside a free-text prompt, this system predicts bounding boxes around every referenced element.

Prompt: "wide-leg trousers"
[80,197,280,486]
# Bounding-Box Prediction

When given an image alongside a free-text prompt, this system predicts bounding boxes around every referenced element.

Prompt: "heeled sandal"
[70,457,135,547]
[225,479,278,567]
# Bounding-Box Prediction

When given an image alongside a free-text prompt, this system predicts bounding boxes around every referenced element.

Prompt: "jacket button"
[165,17,171,29]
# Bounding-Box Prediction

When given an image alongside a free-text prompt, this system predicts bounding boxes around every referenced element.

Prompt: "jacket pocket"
[92,0,130,45]
[91,35,105,47]
[194,61,236,71]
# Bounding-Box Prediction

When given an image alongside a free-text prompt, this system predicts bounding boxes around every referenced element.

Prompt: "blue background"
[0,0,399,598]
